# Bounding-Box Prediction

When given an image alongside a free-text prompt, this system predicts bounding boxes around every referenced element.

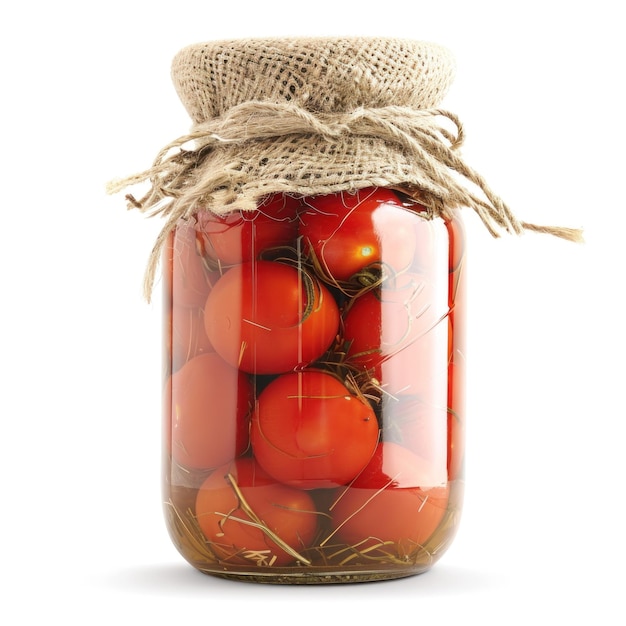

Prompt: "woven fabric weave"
[171,37,456,121]
[108,37,583,300]
[163,37,458,210]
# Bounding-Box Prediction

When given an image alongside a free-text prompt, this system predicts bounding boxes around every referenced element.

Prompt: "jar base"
[166,479,464,585]
[195,565,432,585]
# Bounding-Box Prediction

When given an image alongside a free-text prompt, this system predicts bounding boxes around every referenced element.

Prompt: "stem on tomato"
[225,472,312,566]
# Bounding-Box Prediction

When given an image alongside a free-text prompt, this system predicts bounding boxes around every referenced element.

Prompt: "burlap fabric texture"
[107,37,583,300]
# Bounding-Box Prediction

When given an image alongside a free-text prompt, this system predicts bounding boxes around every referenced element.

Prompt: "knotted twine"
[107,38,583,301]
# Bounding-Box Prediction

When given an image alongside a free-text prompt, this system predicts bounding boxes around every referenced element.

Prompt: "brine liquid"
[161,189,466,582]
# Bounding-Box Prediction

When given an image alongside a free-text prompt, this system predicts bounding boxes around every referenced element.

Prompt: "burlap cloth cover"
[108,37,583,300]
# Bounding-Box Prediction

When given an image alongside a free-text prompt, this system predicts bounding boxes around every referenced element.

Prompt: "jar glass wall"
[161,187,466,583]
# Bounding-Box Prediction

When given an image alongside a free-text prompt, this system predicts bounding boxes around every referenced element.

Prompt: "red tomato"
[330,442,449,551]
[196,194,301,266]
[250,370,380,489]
[380,395,449,480]
[343,273,435,367]
[406,214,441,276]
[204,260,340,374]
[195,457,318,567]
[168,305,215,372]
[299,187,420,283]
[342,272,448,397]
[164,221,218,308]
[165,352,253,470]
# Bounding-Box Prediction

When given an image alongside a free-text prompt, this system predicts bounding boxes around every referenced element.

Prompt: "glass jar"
[161,186,466,583]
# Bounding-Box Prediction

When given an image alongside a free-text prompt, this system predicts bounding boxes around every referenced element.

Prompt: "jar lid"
[171,37,456,123]
[108,36,583,301]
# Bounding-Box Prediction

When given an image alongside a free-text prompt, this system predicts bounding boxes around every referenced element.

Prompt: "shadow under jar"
[161,186,466,583]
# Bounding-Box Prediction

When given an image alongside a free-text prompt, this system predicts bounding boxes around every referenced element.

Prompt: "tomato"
[380,395,449,479]
[165,352,253,470]
[342,272,448,397]
[163,221,222,371]
[330,442,449,551]
[165,221,218,308]
[299,187,421,283]
[406,215,441,276]
[196,194,301,266]
[343,273,435,368]
[195,457,318,567]
[168,305,215,372]
[204,260,340,374]
[250,370,380,489]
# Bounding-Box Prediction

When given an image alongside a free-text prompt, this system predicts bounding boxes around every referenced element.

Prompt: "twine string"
[107,100,583,301]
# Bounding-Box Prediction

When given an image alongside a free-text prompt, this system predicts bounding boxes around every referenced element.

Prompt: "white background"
[2,1,623,624]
